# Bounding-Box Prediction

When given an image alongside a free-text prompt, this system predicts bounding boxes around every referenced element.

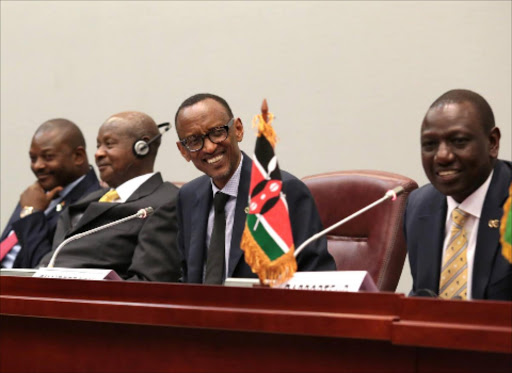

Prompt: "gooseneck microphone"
[294,186,405,258]
[47,207,154,268]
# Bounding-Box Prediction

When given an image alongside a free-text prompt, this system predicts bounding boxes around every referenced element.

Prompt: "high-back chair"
[302,170,418,291]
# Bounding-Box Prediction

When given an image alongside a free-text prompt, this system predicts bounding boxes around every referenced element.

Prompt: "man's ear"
[177,142,191,162]
[234,118,244,142]
[73,146,87,166]
[489,127,501,159]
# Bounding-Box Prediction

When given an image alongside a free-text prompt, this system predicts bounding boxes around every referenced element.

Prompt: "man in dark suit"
[405,89,512,301]
[175,93,335,284]
[39,111,181,282]
[1,119,100,268]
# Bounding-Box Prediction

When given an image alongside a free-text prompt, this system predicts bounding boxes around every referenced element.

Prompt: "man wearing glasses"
[175,93,335,284]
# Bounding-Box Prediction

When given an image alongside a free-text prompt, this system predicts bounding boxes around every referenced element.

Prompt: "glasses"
[179,118,234,152]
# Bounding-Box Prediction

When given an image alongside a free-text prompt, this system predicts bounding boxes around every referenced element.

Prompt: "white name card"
[33,267,122,281]
[225,271,378,292]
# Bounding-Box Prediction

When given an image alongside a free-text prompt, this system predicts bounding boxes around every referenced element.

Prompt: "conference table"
[1,275,510,372]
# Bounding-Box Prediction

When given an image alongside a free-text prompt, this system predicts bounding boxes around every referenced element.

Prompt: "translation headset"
[132,122,171,158]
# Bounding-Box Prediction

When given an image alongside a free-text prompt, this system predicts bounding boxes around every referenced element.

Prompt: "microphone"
[47,207,154,268]
[294,186,405,258]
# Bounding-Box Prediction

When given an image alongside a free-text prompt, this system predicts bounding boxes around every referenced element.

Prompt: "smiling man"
[175,93,335,284]
[38,112,181,282]
[1,119,100,268]
[405,89,512,301]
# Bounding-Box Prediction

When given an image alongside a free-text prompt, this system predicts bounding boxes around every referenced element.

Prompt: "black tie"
[204,192,230,284]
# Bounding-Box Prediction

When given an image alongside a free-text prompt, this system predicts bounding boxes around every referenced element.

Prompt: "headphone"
[133,122,171,158]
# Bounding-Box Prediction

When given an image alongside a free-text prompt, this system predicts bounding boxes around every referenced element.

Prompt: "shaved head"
[95,111,161,187]
[104,111,159,144]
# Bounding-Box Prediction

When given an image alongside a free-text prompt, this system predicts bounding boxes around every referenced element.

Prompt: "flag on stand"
[240,100,297,285]
[500,182,512,264]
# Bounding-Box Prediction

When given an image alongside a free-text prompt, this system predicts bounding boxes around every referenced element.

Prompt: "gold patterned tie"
[98,189,120,203]
[439,208,469,300]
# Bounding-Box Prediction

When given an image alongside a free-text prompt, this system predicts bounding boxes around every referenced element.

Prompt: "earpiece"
[132,122,171,158]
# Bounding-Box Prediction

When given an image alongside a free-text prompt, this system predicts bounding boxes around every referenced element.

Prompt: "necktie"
[0,231,18,261]
[439,208,469,300]
[99,189,119,203]
[204,192,230,284]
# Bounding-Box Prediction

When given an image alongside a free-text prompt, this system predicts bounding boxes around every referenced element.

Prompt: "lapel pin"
[488,219,499,228]
[56,201,66,212]
[244,207,250,214]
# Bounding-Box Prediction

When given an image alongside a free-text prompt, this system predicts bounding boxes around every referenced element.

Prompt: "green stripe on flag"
[247,214,286,261]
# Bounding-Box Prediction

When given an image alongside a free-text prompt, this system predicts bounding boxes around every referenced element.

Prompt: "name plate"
[33,267,122,281]
[225,271,378,292]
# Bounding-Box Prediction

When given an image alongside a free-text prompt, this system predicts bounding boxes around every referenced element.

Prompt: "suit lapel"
[125,173,162,203]
[417,192,447,294]
[227,154,252,277]
[472,161,511,299]
[66,189,114,234]
[188,179,212,282]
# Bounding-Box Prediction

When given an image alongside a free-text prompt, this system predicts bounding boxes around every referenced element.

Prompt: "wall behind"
[1,1,511,294]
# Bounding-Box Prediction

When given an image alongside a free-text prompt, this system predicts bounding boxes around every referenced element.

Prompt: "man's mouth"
[438,170,458,176]
[436,169,461,181]
[37,174,51,181]
[206,154,223,164]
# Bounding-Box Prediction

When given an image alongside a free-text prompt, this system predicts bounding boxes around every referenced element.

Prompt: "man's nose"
[202,136,218,153]
[32,157,46,171]
[434,142,454,164]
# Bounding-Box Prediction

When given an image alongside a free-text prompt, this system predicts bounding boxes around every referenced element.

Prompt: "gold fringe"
[252,113,278,148]
[241,225,297,287]
[500,184,512,264]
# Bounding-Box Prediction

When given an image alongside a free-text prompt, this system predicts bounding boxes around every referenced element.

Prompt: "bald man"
[1,119,100,268]
[39,112,181,282]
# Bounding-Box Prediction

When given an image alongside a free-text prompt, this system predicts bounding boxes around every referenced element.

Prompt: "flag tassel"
[241,225,297,286]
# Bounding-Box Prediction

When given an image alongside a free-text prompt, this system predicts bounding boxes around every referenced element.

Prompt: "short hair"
[174,93,234,128]
[428,89,495,133]
[37,118,86,150]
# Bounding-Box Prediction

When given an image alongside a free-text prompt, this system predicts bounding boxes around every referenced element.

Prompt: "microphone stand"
[47,207,153,268]
[294,186,405,258]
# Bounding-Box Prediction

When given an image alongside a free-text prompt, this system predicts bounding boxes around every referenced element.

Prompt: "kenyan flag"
[241,104,297,285]
[500,183,512,264]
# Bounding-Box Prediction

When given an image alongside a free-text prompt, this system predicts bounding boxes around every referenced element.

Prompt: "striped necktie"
[439,208,469,300]
[99,189,119,203]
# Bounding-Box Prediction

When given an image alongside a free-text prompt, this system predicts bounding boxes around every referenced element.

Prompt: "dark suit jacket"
[405,160,512,301]
[1,168,100,268]
[177,153,336,283]
[39,173,181,282]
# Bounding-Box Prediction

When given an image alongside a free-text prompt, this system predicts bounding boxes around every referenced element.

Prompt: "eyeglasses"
[179,118,234,152]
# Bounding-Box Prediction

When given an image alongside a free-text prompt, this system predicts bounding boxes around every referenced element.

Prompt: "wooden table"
[1,276,510,372]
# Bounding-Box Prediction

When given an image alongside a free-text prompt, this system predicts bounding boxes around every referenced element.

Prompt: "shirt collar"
[446,170,494,219]
[45,172,88,214]
[59,173,87,200]
[210,154,243,198]
[115,172,155,202]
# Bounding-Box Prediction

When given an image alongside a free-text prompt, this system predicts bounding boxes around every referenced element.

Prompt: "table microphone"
[47,207,154,268]
[294,186,405,258]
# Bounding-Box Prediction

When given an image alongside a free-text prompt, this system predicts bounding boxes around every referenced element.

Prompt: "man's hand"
[19,182,63,211]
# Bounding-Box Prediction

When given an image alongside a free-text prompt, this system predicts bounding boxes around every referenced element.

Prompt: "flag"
[240,100,297,285]
[500,182,512,263]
